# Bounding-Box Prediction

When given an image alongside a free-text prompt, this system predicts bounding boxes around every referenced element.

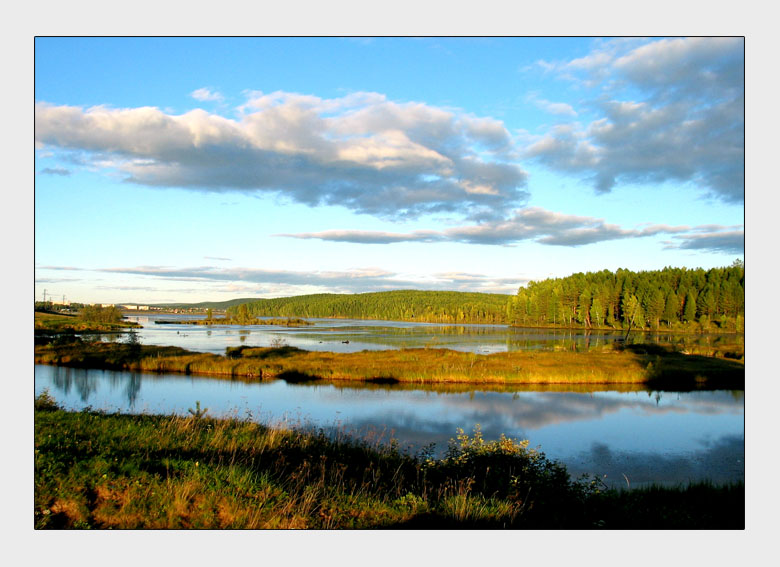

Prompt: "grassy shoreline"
[34,340,744,389]
[35,311,141,334]
[34,395,744,529]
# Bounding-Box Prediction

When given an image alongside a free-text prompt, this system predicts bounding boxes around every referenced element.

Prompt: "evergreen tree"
[663,290,679,327]
[683,289,698,323]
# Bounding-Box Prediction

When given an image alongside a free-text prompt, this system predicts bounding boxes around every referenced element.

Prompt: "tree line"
[507,262,744,332]
[227,290,511,324]
[226,263,744,332]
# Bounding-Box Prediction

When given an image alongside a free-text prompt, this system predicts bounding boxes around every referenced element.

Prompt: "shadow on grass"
[226,345,305,360]
[620,343,744,390]
[277,370,321,384]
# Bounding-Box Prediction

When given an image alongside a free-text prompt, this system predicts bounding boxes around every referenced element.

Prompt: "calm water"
[35,363,744,488]
[121,313,743,355]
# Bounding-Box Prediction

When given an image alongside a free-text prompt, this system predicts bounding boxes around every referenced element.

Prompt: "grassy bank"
[34,341,745,389]
[35,311,141,334]
[34,394,744,529]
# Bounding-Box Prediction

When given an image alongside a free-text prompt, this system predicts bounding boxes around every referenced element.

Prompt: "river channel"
[35,314,745,487]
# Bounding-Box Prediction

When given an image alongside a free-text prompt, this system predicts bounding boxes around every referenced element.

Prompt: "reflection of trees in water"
[125,373,142,407]
[293,323,742,354]
[48,367,100,403]
[104,370,143,407]
[48,366,73,396]
[46,367,144,408]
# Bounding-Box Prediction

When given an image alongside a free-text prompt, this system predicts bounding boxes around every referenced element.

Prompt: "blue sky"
[34,37,744,304]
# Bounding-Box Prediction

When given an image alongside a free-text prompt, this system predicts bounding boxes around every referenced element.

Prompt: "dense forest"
[508,262,745,333]
[227,290,511,324]
[227,263,744,332]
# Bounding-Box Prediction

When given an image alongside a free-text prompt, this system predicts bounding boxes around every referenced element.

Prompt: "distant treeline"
[227,290,511,324]
[148,298,258,310]
[155,315,312,327]
[226,264,744,332]
[508,262,744,332]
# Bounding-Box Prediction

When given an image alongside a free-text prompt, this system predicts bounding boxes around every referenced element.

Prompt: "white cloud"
[35,92,528,220]
[190,87,224,102]
[526,92,578,117]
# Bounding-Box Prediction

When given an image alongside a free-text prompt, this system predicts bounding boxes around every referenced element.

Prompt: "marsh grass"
[35,341,744,388]
[34,312,140,348]
[34,396,744,529]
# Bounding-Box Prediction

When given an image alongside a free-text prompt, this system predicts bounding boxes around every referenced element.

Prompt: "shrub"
[34,390,60,412]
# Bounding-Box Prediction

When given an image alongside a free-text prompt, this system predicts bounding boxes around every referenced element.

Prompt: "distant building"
[101,303,115,308]
[122,304,149,311]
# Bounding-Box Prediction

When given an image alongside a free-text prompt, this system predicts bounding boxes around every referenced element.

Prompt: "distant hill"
[226,290,512,324]
[148,298,261,310]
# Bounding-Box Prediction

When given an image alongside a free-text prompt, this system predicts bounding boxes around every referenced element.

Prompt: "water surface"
[123,313,743,355]
[35,364,744,488]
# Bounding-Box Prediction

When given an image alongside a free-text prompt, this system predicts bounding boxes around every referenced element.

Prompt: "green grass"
[35,340,745,389]
[35,311,141,334]
[34,394,744,529]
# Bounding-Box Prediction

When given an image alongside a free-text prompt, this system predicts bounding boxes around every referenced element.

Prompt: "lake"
[36,314,744,487]
[120,313,743,355]
[35,321,745,486]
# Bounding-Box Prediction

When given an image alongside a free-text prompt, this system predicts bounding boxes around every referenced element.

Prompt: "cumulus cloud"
[190,87,224,102]
[280,206,692,247]
[529,37,744,203]
[34,91,528,220]
[525,92,578,117]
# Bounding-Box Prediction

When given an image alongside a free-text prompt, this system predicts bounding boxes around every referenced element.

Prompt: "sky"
[34,36,745,304]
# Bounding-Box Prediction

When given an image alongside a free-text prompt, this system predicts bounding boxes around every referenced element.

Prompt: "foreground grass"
[34,394,743,529]
[35,340,744,389]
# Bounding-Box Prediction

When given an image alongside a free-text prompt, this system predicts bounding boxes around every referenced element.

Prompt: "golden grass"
[34,341,744,387]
